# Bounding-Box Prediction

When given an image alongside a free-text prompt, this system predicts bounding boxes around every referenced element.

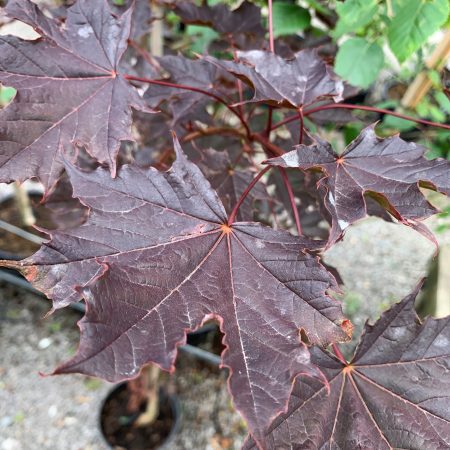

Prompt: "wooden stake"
[402,30,450,108]
[13,182,35,227]
[419,244,450,318]
[135,364,161,427]
[149,1,164,57]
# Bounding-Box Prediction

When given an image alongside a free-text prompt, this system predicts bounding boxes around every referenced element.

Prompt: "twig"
[124,74,252,137]
[271,104,450,131]
[279,167,302,236]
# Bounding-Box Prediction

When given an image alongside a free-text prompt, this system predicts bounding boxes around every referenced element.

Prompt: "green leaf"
[304,0,331,16]
[387,0,450,63]
[334,0,379,38]
[429,105,446,122]
[272,2,311,37]
[343,122,364,145]
[435,91,450,114]
[382,114,416,132]
[186,25,219,54]
[335,38,384,88]
[0,86,16,107]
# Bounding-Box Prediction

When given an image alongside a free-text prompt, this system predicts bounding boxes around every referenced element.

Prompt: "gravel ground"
[1,214,448,450]
[324,217,437,353]
[0,285,246,450]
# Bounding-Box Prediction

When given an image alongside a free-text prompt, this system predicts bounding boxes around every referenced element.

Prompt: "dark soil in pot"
[100,384,181,450]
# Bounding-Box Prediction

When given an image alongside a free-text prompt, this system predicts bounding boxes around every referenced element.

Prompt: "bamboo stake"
[135,364,161,427]
[149,1,164,57]
[13,182,35,227]
[402,30,450,108]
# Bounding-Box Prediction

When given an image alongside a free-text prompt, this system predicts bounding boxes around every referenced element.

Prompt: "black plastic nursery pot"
[100,383,182,450]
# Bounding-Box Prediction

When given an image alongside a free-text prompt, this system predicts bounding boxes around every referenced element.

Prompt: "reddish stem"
[228,166,271,224]
[252,133,284,156]
[124,74,252,137]
[279,167,302,236]
[298,108,304,144]
[332,344,347,365]
[271,111,301,131]
[265,107,273,137]
[305,103,450,130]
[271,103,450,132]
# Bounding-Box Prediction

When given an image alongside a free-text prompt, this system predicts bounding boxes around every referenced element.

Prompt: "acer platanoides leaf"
[0,0,149,189]
[204,49,344,108]
[266,125,450,244]
[174,1,265,39]
[2,137,351,442]
[244,285,450,449]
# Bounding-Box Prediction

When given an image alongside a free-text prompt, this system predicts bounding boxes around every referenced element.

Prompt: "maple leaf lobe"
[0,0,149,189]
[205,48,344,108]
[266,125,450,244]
[245,286,450,449]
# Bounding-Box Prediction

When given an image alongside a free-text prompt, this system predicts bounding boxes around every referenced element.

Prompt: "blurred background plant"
[162,0,450,158]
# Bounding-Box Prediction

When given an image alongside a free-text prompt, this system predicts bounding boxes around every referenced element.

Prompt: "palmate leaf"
[174,0,265,53]
[266,125,450,244]
[143,55,232,125]
[51,0,153,40]
[2,138,351,443]
[174,0,265,40]
[244,286,450,449]
[0,0,149,190]
[205,49,343,108]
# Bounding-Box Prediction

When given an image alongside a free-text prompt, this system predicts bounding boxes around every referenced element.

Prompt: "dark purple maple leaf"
[187,146,269,221]
[266,125,450,244]
[174,0,265,48]
[244,285,450,449]
[50,0,152,40]
[204,49,344,108]
[37,171,88,230]
[0,0,150,190]
[268,168,330,239]
[1,137,351,442]
[144,55,232,125]
[109,0,152,40]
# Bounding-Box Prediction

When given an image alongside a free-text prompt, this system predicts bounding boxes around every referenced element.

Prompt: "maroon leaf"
[188,146,269,221]
[245,285,450,449]
[174,0,265,44]
[266,125,450,244]
[0,0,149,190]
[109,0,152,40]
[2,137,351,442]
[36,147,98,230]
[204,49,344,108]
[38,171,88,230]
[267,168,330,239]
[50,0,152,40]
[144,55,232,125]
